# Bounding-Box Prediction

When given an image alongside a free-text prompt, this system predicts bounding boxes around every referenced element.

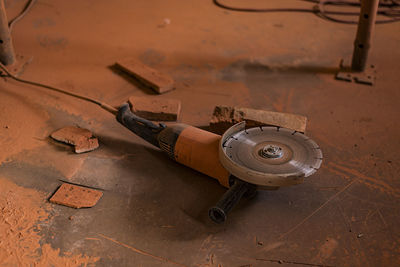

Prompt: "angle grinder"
[116,103,323,223]
[0,63,323,223]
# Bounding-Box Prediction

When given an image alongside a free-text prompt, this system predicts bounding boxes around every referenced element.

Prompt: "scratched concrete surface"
[1,0,399,266]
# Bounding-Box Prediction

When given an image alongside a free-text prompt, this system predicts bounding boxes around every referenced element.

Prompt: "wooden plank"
[116,59,175,94]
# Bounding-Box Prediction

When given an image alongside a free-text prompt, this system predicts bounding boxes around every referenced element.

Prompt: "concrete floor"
[1,0,400,266]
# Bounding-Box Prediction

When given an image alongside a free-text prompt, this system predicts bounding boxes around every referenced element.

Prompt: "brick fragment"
[50,126,99,153]
[116,59,175,94]
[49,183,103,209]
[128,96,181,121]
[210,106,307,135]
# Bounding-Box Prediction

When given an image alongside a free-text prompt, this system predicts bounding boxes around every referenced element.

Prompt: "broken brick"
[209,106,307,135]
[50,126,99,153]
[128,96,181,121]
[116,59,175,94]
[49,183,103,209]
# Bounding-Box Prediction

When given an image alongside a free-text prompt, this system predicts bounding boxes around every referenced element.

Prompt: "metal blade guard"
[219,122,323,188]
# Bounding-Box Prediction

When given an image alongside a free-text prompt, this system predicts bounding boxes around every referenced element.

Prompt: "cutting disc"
[219,122,323,187]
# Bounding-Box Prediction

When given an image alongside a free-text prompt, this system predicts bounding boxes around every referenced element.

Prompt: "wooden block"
[116,59,175,94]
[128,96,181,121]
[49,183,103,208]
[50,126,99,153]
[209,106,307,135]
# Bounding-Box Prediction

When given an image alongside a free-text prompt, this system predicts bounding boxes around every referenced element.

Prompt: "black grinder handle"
[116,103,165,148]
[209,178,256,223]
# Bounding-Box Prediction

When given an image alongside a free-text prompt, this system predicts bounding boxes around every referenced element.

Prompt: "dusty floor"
[0,0,400,266]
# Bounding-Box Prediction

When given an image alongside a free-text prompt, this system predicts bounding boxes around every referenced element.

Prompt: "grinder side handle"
[209,178,257,223]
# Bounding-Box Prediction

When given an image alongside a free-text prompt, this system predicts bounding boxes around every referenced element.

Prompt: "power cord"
[213,0,400,24]
[0,63,118,114]
[8,0,36,32]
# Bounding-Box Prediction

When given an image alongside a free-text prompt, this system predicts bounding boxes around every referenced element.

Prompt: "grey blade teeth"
[223,126,323,178]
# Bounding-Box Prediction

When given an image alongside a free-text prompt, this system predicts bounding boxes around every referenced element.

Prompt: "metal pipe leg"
[0,0,16,65]
[351,0,380,72]
[336,0,379,85]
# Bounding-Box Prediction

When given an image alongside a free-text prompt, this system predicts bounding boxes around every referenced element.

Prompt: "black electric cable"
[8,0,36,32]
[213,0,400,24]
[0,63,118,115]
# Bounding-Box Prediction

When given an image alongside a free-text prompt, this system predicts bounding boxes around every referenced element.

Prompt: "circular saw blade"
[219,122,322,187]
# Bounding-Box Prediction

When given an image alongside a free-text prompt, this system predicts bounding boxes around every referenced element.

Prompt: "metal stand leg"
[336,0,379,85]
[0,0,16,65]
[0,0,32,76]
